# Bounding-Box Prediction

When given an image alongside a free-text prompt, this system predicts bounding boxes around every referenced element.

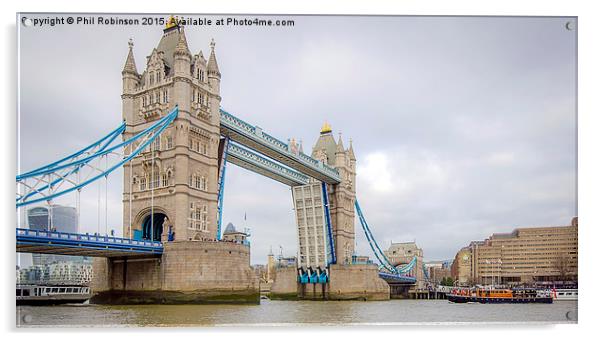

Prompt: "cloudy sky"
[17,14,576,265]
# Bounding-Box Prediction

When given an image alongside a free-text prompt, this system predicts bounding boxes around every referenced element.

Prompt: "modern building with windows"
[451,217,578,285]
[27,205,89,266]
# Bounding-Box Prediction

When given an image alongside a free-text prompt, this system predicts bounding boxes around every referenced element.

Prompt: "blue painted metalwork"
[216,137,230,240]
[355,198,417,278]
[422,263,430,281]
[16,228,163,257]
[17,123,126,204]
[309,270,318,284]
[299,271,309,284]
[219,109,341,184]
[378,272,417,284]
[321,182,336,265]
[318,271,329,284]
[226,142,309,186]
[18,122,126,180]
[17,107,178,207]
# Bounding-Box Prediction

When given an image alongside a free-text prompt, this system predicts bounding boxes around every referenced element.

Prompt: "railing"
[220,109,341,181]
[16,228,163,249]
[227,143,309,184]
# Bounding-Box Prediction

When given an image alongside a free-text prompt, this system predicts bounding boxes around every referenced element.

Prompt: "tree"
[440,277,454,286]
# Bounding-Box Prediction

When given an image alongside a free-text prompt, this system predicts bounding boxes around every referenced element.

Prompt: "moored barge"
[447,287,553,304]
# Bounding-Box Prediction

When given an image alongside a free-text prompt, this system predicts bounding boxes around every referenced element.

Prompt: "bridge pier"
[91,240,259,304]
[269,264,389,301]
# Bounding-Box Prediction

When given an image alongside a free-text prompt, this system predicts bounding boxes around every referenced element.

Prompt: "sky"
[17,14,577,266]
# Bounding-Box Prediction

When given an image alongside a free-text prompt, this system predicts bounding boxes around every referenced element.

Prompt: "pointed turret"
[174,29,191,58]
[122,38,138,75]
[348,138,356,161]
[207,38,221,77]
[197,49,207,64]
[312,121,337,166]
[336,133,345,153]
[122,38,140,95]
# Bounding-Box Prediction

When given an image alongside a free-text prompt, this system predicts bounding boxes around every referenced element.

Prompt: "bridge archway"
[134,207,170,242]
[142,213,167,241]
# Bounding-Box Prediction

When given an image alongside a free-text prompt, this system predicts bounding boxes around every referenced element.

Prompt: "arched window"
[165,135,173,149]
[139,177,147,191]
[161,173,169,187]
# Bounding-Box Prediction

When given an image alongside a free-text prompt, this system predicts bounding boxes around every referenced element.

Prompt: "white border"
[2,0,601,339]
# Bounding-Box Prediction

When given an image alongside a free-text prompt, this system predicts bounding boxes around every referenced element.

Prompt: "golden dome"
[320,121,332,134]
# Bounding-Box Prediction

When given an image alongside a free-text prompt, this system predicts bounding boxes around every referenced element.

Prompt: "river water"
[16,299,577,327]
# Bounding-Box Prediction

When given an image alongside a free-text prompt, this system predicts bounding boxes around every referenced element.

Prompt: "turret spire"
[207,38,221,77]
[348,138,356,160]
[122,38,138,75]
[336,132,345,153]
[174,29,191,57]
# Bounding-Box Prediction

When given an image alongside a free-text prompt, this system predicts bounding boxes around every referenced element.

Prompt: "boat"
[16,284,91,305]
[551,288,578,301]
[447,287,553,304]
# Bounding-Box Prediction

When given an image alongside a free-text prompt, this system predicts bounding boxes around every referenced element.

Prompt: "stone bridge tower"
[92,19,258,304]
[311,123,356,264]
[121,20,222,242]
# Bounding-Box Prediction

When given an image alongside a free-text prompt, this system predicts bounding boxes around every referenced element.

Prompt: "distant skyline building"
[451,217,578,285]
[27,205,88,266]
[27,205,77,233]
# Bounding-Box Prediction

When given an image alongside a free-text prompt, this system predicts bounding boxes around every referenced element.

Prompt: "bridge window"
[139,177,147,191]
[188,202,208,231]
[146,172,160,189]
[161,173,169,187]
[152,137,161,151]
[165,135,173,149]
[163,89,169,103]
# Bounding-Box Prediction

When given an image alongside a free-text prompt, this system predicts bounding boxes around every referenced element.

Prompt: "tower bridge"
[16,19,418,303]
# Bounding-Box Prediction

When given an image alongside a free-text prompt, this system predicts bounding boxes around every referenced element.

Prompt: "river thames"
[16,300,577,327]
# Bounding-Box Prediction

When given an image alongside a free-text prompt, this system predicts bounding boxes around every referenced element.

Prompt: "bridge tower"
[92,20,257,304]
[121,21,222,242]
[311,123,356,264]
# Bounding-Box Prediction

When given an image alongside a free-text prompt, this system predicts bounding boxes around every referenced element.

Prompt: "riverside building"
[451,217,578,285]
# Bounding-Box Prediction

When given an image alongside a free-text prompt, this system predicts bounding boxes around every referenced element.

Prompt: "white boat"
[551,288,578,301]
[17,284,91,305]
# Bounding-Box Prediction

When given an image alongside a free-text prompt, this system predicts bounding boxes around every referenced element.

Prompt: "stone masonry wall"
[328,264,390,300]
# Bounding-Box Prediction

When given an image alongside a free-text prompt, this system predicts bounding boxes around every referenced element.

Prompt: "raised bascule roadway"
[16,19,419,302]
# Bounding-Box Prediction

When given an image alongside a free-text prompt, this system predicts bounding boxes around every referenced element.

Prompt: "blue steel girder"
[16,107,178,208]
[379,272,417,284]
[16,228,163,258]
[226,142,310,187]
[219,109,341,185]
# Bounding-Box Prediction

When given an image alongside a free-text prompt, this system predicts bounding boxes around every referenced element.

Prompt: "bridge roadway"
[220,109,341,185]
[16,228,163,258]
